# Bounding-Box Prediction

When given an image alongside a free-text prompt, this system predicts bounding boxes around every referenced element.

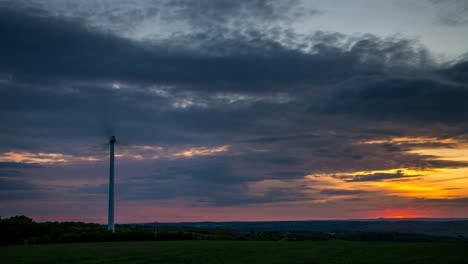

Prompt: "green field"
[1,240,467,264]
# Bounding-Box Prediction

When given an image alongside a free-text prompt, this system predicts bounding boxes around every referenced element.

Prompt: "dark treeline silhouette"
[1,216,466,245]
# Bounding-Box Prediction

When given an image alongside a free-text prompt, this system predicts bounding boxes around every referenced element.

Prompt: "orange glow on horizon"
[365,208,431,219]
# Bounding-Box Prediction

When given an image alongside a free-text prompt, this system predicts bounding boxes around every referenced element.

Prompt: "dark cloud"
[440,57,468,83]
[242,133,319,144]
[0,170,22,177]
[310,78,468,123]
[0,7,432,88]
[320,189,369,195]
[415,197,468,207]
[0,178,44,200]
[117,161,250,202]
[2,5,453,155]
[0,7,154,84]
[199,186,310,206]
[0,178,36,191]
[405,158,468,170]
[338,171,416,182]
[90,155,312,206]
[0,162,43,169]
[0,162,43,179]
[243,155,304,166]
[268,171,309,179]
[360,128,405,137]
[0,83,294,152]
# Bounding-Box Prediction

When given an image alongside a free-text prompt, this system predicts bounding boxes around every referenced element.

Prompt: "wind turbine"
[108,135,116,233]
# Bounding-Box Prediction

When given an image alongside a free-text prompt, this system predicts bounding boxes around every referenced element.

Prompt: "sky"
[1,0,468,223]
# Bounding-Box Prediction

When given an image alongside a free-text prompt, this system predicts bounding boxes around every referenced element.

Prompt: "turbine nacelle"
[109,136,116,144]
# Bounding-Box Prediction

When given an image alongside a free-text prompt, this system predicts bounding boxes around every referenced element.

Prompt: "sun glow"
[350,136,468,200]
[308,166,467,200]
[365,208,431,219]
[408,144,468,162]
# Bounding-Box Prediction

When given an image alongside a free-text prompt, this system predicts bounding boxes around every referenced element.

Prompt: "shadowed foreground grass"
[1,240,467,264]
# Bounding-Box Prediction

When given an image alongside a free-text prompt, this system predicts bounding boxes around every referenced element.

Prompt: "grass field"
[1,240,467,264]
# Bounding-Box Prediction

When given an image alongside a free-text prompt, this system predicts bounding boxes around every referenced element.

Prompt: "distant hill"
[133,219,468,237]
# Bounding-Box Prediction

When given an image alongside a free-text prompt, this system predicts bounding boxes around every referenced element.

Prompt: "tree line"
[1,216,464,245]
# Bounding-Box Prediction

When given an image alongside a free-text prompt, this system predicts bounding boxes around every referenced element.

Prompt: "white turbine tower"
[108,135,116,233]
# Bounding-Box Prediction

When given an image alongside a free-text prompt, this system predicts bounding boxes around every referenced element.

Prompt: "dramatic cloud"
[0,162,43,169]
[0,6,433,88]
[1,2,468,221]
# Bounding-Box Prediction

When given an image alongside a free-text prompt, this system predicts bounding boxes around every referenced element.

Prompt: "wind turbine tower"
[108,136,116,233]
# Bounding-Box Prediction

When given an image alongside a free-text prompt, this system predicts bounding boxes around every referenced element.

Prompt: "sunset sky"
[1,0,468,223]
